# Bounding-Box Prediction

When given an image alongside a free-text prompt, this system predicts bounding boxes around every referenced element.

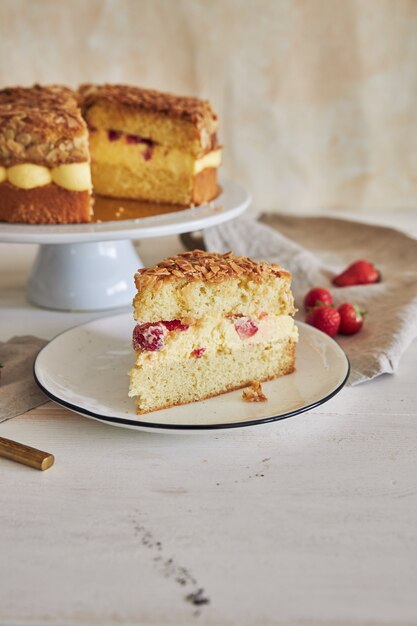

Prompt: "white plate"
[0,178,249,244]
[34,313,350,432]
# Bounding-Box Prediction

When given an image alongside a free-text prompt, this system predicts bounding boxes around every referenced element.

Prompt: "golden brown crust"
[242,380,268,402]
[191,168,219,205]
[0,84,78,108]
[0,182,92,224]
[135,344,296,415]
[135,250,291,290]
[0,85,89,167]
[80,83,218,133]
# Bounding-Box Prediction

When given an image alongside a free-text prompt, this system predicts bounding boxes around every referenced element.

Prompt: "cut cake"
[129,250,298,414]
[80,84,221,206]
[0,85,92,224]
[0,83,221,223]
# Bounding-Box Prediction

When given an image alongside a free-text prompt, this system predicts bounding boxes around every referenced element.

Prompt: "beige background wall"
[1,0,416,213]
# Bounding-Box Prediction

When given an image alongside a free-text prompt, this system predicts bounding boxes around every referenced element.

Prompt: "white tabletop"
[1,212,417,626]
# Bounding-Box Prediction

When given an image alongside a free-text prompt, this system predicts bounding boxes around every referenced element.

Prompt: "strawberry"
[305,306,340,338]
[234,318,258,339]
[333,260,380,287]
[132,322,165,351]
[161,320,189,332]
[338,303,365,335]
[304,287,333,310]
[191,347,206,358]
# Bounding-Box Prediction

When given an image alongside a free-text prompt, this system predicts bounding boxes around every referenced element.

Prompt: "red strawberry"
[191,347,206,358]
[338,303,365,335]
[132,322,165,351]
[305,306,340,338]
[234,318,258,339]
[304,287,333,310]
[333,260,380,287]
[162,320,189,332]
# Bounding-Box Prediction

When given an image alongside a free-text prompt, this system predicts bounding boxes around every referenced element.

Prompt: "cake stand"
[0,179,250,311]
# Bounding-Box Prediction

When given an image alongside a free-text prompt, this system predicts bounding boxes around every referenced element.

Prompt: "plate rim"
[0,178,251,244]
[33,314,350,431]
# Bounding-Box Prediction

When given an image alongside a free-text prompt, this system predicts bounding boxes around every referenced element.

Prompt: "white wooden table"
[1,213,417,626]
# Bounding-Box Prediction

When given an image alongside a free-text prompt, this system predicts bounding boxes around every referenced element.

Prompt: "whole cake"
[0,85,92,224]
[129,250,298,414]
[0,83,221,224]
[80,84,221,206]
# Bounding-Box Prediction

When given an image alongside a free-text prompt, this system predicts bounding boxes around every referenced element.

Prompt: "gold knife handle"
[0,437,54,471]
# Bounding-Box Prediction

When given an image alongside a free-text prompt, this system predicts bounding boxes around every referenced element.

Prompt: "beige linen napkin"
[0,336,48,422]
[204,215,417,385]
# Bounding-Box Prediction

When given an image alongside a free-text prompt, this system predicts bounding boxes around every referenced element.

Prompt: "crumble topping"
[79,84,218,134]
[0,84,78,108]
[242,381,268,403]
[135,250,289,289]
[0,85,88,167]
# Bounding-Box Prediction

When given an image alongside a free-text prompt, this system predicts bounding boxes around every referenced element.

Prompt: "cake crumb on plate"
[242,381,268,403]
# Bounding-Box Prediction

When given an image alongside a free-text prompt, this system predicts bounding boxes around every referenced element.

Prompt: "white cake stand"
[0,179,250,311]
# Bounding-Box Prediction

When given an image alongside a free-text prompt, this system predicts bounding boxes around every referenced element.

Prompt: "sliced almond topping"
[229,261,243,274]
[135,250,290,288]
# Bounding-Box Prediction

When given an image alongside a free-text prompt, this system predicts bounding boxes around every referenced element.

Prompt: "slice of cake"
[128,250,298,414]
[0,85,92,224]
[80,84,221,206]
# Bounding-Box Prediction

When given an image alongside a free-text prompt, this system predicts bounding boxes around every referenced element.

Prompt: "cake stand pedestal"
[27,240,142,310]
[0,179,250,311]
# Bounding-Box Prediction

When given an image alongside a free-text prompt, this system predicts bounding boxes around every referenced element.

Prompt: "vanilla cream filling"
[91,129,221,176]
[135,315,298,365]
[1,143,219,191]
[1,162,91,191]
[7,164,52,189]
[51,163,92,191]
[194,149,222,174]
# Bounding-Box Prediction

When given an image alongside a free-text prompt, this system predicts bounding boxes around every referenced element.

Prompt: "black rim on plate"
[34,354,350,431]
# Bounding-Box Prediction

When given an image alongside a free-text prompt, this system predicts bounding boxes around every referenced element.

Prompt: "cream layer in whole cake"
[88,129,220,203]
[0,162,91,191]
